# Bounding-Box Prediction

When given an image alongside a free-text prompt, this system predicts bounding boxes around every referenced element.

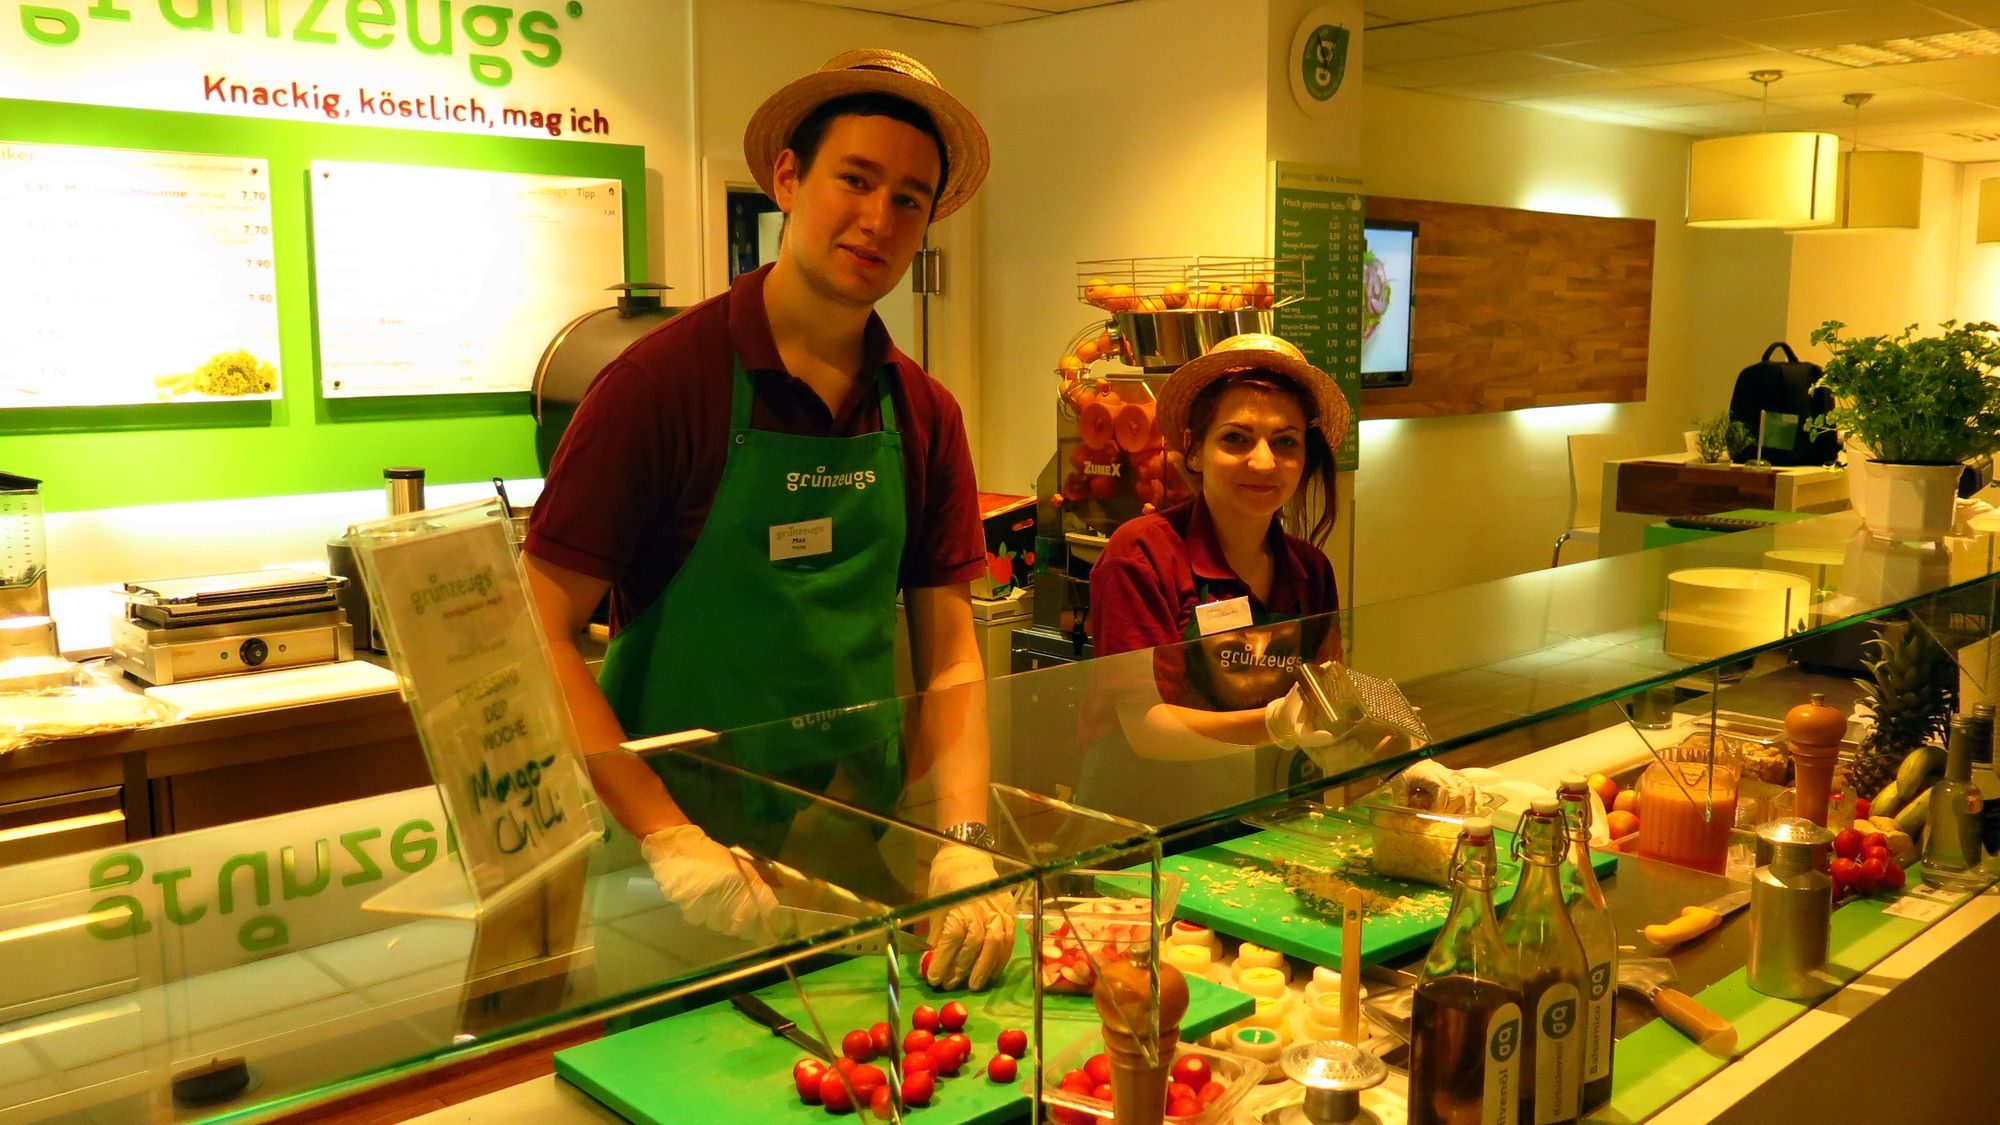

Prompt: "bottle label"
[1584,958,1613,1082]
[1533,982,1582,1125]
[1482,1001,1522,1125]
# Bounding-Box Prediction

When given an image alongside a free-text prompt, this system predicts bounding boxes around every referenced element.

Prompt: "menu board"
[0,142,282,409]
[1271,161,1363,470]
[310,162,625,398]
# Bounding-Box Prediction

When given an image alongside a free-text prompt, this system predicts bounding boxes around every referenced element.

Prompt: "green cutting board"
[1148,824,1619,969]
[554,932,1253,1125]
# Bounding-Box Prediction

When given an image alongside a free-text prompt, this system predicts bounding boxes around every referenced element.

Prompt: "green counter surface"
[554,932,1253,1125]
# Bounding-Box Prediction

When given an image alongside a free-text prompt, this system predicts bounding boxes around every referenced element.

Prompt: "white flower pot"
[1849,458,1961,541]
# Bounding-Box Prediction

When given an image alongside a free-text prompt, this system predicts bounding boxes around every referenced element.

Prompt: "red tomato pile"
[1039,899,1156,994]
[788,1006,1032,1117]
[1830,827,1907,901]
[1044,1051,1230,1123]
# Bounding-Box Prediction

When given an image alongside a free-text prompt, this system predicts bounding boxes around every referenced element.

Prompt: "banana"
[1873,781,1905,817]
[1896,788,1933,835]
[1895,745,1947,795]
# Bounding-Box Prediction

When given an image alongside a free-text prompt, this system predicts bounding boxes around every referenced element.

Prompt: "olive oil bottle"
[1500,797,1590,1125]
[1411,816,1523,1125]
[1556,775,1617,1113]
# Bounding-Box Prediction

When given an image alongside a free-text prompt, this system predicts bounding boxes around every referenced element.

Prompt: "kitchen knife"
[1618,957,1737,1056]
[728,992,830,1061]
[1641,888,1749,948]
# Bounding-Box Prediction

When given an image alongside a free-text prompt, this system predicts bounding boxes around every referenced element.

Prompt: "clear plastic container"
[1027,870,1184,995]
[1243,793,1506,887]
[1033,1039,1262,1124]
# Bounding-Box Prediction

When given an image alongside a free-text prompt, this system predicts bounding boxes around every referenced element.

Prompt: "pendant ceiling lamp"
[1687,71,1840,229]
[1980,178,2000,244]
[1814,92,1923,232]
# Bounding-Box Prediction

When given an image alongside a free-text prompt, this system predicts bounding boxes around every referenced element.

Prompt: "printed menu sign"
[351,501,596,914]
[0,142,282,408]
[310,161,625,398]
[1271,161,1362,470]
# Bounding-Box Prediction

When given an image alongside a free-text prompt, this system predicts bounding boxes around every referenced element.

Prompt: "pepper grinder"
[1093,954,1189,1125]
[1262,1040,1386,1125]
[1785,692,1846,826]
[1748,817,1835,999]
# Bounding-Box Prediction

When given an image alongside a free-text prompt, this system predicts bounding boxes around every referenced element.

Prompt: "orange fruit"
[1075,339,1101,364]
[1587,773,1618,806]
[1613,790,1640,814]
[1058,355,1084,376]
[1083,277,1112,307]
[1095,332,1117,358]
[1108,283,1136,311]
[1249,280,1274,309]
[1605,810,1639,838]
[1162,282,1189,309]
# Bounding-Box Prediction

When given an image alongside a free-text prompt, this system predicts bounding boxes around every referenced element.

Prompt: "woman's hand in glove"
[925,843,1017,992]
[641,824,779,937]
[1263,667,1340,752]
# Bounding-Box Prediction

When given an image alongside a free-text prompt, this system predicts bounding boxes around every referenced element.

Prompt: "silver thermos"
[1747,817,1835,999]
[384,466,425,516]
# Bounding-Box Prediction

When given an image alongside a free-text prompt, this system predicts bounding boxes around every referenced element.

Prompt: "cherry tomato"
[940,1001,970,1033]
[1862,844,1892,866]
[1855,798,1872,820]
[869,1021,892,1056]
[1085,1053,1112,1086]
[933,1040,966,1075]
[841,1029,875,1063]
[1199,1079,1227,1106]
[912,1004,940,1032]
[997,1028,1029,1058]
[1170,1055,1212,1090]
[1168,1082,1196,1103]
[1060,1068,1093,1093]
[1884,861,1908,891]
[1863,831,1887,852]
[904,1028,935,1054]
[903,1047,937,1076]
[1092,1083,1113,1101]
[794,1059,827,1103]
[903,1069,936,1106]
[987,1054,1018,1083]
[867,1085,893,1121]
[1859,855,1890,889]
[943,1032,972,1059]
[919,949,934,979]
[1830,857,1860,888]
[1168,1094,1202,1117]
[849,1063,886,1097]
[819,1071,854,1113]
[1833,828,1863,859]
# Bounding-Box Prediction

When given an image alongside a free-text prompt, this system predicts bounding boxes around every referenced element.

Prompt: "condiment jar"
[1748,817,1835,999]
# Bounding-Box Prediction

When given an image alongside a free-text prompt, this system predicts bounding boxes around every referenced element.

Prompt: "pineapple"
[1849,621,1957,800]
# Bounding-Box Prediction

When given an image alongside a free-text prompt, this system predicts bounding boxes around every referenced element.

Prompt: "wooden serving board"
[554,932,1253,1125]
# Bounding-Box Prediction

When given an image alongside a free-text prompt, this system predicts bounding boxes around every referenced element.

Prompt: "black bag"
[1728,342,1839,466]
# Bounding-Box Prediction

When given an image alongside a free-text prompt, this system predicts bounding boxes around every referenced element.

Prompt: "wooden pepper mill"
[1092,955,1190,1125]
[1786,692,1847,826]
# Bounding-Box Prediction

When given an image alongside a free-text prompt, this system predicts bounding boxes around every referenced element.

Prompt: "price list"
[0,143,283,408]
[310,162,625,398]
[1272,161,1362,470]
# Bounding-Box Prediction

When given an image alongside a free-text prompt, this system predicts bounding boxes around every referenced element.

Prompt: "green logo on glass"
[1299,24,1349,102]
[1542,999,1578,1039]
[1490,1017,1520,1062]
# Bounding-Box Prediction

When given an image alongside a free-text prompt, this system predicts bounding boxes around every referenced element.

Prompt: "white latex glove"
[925,844,1016,992]
[1389,759,1481,814]
[641,825,780,937]
[1264,686,1338,752]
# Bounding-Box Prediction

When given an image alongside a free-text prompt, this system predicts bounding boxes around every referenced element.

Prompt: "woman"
[1089,332,1350,758]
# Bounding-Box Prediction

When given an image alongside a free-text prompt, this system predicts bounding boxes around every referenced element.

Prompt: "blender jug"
[0,474,49,620]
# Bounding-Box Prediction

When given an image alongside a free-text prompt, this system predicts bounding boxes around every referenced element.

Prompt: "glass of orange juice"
[1636,734,1741,875]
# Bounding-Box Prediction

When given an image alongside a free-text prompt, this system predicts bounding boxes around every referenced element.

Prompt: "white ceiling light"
[1687,72,1839,230]
[1979,179,2000,245]
[1798,93,1923,233]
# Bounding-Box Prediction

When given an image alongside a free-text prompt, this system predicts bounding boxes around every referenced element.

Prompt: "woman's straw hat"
[744,49,988,221]
[1156,333,1351,457]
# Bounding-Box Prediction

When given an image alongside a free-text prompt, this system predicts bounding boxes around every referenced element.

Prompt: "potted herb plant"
[1807,319,2000,540]
[1690,411,1751,465]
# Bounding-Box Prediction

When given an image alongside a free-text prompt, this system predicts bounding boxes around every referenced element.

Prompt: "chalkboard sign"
[349,500,598,917]
[1271,162,1363,470]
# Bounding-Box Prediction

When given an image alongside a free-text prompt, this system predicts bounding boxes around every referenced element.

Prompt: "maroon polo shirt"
[1090,497,1341,656]
[525,264,985,632]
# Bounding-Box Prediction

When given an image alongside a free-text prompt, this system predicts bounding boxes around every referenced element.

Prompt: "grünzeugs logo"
[17,0,585,87]
[785,465,876,493]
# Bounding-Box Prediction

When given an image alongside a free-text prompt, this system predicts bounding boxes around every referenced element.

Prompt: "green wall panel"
[0,97,647,513]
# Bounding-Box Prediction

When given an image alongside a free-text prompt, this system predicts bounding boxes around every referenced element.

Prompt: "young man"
[524,51,1011,990]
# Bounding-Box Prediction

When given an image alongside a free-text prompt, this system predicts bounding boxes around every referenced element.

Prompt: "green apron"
[598,357,906,854]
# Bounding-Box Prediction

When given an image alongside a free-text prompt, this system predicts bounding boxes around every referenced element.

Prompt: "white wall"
[973,0,1275,499]
[1344,87,1792,605]
[1787,156,1965,360]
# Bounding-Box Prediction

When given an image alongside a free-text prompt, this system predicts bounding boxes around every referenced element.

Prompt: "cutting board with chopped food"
[1142,820,1618,968]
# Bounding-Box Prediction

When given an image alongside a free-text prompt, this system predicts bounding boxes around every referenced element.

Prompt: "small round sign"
[1289,6,1356,118]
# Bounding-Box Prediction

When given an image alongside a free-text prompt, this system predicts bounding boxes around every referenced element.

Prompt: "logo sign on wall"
[1289,5,1357,119]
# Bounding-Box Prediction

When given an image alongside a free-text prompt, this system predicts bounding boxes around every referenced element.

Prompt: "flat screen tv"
[1360,219,1416,388]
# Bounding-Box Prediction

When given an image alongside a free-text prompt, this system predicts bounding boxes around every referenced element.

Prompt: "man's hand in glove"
[925,843,1016,991]
[642,824,779,937]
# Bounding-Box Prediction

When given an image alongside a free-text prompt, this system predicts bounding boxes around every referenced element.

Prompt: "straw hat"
[1155,334,1351,457]
[743,49,989,222]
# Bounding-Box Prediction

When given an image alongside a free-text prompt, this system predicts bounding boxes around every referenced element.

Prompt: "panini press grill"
[112,569,354,685]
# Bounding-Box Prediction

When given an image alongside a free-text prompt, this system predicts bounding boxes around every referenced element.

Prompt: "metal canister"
[1970,703,1995,766]
[384,467,425,517]
[1748,817,1834,999]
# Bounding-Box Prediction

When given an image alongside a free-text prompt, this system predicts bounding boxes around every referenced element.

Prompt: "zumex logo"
[17,0,586,87]
[785,465,877,492]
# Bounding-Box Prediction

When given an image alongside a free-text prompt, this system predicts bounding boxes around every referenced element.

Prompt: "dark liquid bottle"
[1501,797,1591,1125]
[1411,816,1523,1125]
[1557,775,1617,1112]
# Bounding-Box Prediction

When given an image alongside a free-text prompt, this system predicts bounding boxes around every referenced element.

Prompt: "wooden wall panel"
[1361,196,1655,418]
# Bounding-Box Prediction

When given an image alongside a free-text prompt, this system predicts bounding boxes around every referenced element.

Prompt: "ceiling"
[798,0,2000,162]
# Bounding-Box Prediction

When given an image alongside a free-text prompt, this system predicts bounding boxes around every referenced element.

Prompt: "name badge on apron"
[1194,595,1253,636]
[770,517,833,561]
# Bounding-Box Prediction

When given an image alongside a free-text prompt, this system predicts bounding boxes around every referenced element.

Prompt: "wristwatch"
[941,820,999,851]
